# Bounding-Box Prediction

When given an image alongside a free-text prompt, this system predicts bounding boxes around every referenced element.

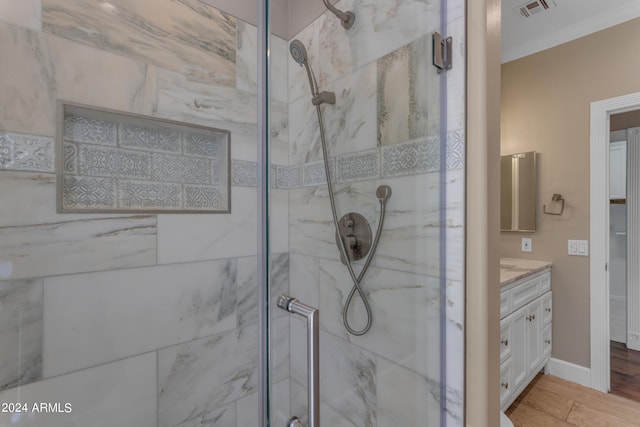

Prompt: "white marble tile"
[446,16,466,133]
[49,34,155,116]
[154,68,256,126]
[288,17,321,104]
[445,279,464,425]
[158,324,258,427]
[43,259,236,378]
[0,0,41,31]
[42,0,237,87]
[0,24,56,136]
[271,101,289,165]
[290,380,358,427]
[374,171,464,280]
[236,20,257,95]
[235,379,290,427]
[317,258,441,380]
[377,33,441,146]
[318,0,441,86]
[0,353,156,427]
[271,35,289,105]
[289,181,377,261]
[271,188,290,254]
[376,357,440,427]
[0,278,42,391]
[0,215,156,280]
[237,253,289,327]
[288,91,320,165]
[157,186,257,263]
[0,172,121,228]
[289,253,321,311]
[291,326,376,426]
[317,62,377,159]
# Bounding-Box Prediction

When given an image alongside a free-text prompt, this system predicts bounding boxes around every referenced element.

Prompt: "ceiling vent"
[515,0,557,18]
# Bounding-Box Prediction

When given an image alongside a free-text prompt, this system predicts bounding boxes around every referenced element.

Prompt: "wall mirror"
[501,151,537,232]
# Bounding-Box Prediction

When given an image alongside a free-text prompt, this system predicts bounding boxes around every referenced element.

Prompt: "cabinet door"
[527,298,542,373]
[511,305,528,391]
[541,292,552,326]
[500,317,513,364]
[500,358,514,410]
[542,323,552,360]
[610,141,627,200]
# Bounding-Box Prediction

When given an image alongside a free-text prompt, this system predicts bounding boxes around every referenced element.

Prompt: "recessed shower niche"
[56,102,230,213]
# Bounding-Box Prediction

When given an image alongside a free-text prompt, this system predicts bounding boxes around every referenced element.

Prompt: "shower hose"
[314,103,389,336]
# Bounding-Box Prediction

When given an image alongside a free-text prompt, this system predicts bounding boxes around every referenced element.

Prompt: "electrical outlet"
[521,238,532,253]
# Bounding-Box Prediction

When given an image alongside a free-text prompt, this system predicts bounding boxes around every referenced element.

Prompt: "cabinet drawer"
[540,273,551,293]
[542,323,552,359]
[541,292,552,326]
[512,276,540,312]
[500,318,513,364]
[500,358,514,410]
[500,288,513,319]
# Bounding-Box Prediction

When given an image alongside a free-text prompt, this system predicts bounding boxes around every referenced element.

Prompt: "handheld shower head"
[289,39,308,66]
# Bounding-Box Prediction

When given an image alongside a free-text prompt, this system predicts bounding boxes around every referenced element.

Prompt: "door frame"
[590,91,640,392]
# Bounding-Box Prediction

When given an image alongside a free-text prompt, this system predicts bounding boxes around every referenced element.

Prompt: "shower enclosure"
[0,0,465,426]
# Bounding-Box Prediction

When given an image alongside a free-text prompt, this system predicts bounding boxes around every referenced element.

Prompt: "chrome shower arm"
[322,0,356,29]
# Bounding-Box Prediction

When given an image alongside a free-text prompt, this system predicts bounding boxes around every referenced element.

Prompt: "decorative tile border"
[231,159,257,187]
[381,136,440,178]
[58,102,230,213]
[0,132,54,172]
[303,159,335,187]
[276,165,302,189]
[336,149,379,182]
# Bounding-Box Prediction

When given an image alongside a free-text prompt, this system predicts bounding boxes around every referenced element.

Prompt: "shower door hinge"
[433,32,452,73]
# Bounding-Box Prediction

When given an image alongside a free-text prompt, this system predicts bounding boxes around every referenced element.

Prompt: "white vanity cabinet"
[499,268,552,410]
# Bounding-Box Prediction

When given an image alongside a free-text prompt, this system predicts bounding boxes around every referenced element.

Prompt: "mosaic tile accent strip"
[232,160,257,187]
[119,180,181,209]
[447,129,465,170]
[119,123,180,153]
[151,153,211,185]
[78,144,151,179]
[336,150,380,182]
[63,175,117,209]
[0,133,54,172]
[60,105,230,213]
[63,142,78,174]
[64,116,117,146]
[185,185,219,209]
[183,133,223,158]
[277,165,302,189]
[303,160,335,187]
[381,137,440,178]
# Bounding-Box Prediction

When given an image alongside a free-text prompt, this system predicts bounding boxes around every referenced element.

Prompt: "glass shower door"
[265,0,466,426]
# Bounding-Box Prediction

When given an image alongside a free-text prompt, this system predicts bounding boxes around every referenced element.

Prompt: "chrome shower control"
[335,213,371,264]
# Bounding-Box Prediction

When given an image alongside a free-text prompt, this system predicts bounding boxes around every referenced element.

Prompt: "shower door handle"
[277,295,319,427]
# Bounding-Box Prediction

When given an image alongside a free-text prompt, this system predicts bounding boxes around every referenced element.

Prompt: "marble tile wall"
[284,0,466,425]
[0,0,291,426]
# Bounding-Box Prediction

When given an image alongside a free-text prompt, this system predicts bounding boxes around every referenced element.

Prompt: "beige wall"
[466,0,501,425]
[501,18,640,368]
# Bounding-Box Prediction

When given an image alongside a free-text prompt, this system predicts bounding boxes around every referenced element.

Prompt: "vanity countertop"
[500,257,552,287]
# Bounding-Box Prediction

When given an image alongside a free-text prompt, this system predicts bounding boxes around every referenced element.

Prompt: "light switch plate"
[521,237,532,252]
[568,239,589,256]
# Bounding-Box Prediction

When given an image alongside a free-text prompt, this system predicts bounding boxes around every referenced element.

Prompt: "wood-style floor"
[610,341,640,401]
[505,374,640,426]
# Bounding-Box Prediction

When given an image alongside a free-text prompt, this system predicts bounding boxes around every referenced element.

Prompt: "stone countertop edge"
[499,257,553,287]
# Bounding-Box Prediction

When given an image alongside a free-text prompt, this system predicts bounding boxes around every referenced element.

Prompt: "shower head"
[289,39,308,66]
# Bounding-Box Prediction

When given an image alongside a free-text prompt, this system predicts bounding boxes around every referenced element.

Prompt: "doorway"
[590,92,640,393]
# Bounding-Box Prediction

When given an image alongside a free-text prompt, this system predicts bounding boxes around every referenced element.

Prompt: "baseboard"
[545,357,591,388]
